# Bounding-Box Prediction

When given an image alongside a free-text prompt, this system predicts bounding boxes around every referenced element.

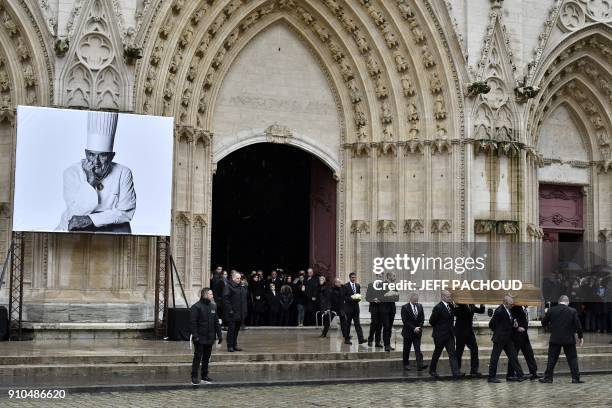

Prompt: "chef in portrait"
[56,111,136,233]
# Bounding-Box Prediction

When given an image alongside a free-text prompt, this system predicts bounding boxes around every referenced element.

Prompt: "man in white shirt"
[57,111,136,233]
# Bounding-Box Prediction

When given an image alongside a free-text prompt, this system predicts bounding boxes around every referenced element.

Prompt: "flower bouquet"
[351,293,362,301]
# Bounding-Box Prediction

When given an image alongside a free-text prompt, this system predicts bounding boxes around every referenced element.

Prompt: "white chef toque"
[86,111,118,152]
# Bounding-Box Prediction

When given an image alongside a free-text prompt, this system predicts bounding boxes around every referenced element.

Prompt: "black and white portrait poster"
[13,106,174,236]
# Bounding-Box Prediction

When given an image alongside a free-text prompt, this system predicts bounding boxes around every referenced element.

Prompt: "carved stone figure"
[401,75,415,97]
[429,72,442,94]
[410,20,425,43]
[434,94,446,120]
[398,1,416,20]
[375,77,388,99]
[366,54,381,77]
[353,31,370,54]
[394,51,408,72]
[381,101,392,124]
[422,46,435,68]
[354,102,367,127]
[407,103,419,123]
[382,24,399,48]
[328,40,344,61]
[348,79,362,104]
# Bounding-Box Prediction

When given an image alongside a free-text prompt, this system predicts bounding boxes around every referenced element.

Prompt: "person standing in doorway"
[223,271,248,352]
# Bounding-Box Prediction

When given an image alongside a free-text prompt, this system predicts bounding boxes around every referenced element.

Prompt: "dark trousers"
[321,312,345,337]
[544,342,580,381]
[268,311,279,326]
[456,331,479,373]
[488,340,524,379]
[279,309,290,326]
[430,336,460,376]
[381,310,395,347]
[250,312,263,326]
[368,306,382,343]
[508,336,538,377]
[227,320,242,349]
[191,343,213,380]
[345,309,364,341]
[403,334,424,368]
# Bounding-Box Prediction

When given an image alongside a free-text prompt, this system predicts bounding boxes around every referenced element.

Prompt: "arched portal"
[211,142,337,277]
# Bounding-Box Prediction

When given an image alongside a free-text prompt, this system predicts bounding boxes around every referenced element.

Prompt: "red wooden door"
[539,184,584,278]
[309,159,337,279]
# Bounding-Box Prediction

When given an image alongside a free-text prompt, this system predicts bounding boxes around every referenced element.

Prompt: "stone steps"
[1,353,610,381]
[1,345,609,365]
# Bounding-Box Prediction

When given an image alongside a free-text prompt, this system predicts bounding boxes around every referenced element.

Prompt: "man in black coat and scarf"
[223,271,248,352]
[190,288,222,385]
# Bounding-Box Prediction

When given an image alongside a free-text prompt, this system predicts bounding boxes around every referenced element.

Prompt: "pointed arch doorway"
[211,142,336,278]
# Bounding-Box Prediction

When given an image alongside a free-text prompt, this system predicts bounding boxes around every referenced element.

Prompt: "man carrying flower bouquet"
[342,272,366,345]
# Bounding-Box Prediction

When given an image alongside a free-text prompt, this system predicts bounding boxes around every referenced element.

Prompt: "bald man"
[428,290,461,379]
[539,295,584,383]
[487,295,525,383]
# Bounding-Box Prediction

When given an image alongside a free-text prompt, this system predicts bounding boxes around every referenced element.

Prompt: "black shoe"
[344,339,352,345]
[375,343,383,348]
[234,347,243,351]
[403,365,411,371]
[506,376,525,382]
[488,378,502,383]
[358,339,367,345]
[367,340,373,347]
[191,378,200,385]
[227,348,235,352]
[417,364,428,371]
[429,371,439,379]
[572,379,584,384]
[453,373,465,380]
[470,372,483,378]
[539,378,553,383]
[530,373,542,380]
[385,346,391,352]
[202,376,213,383]
[319,333,326,338]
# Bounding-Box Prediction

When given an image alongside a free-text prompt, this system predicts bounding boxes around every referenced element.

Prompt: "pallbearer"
[508,304,541,380]
[487,295,525,383]
[401,293,427,371]
[454,303,485,377]
[428,290,462,379]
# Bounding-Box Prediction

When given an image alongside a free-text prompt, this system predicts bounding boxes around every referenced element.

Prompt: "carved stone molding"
[175,125,212,146]
[496,220,519,235]
[375,142,396,157]
[431,219,452,233]
[527,223,545,239]
[514,86,540,103]
[376,220,396,234]
[193,213,207,227]
[347,142,370,158]
[0,107,15,124]
[403,139,425,155]
[350,220,370,234]
[403,219,424,234]
[466,81,491,97]
[472,140,521,157]
[264,123,292,144]
[0,202,10,217]
[599,229,612,242]
[430,139,452,155]
[475,219,496,234]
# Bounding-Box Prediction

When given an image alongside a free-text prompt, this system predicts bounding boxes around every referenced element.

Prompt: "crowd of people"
[543,272,611,333]
[190,267,589,386]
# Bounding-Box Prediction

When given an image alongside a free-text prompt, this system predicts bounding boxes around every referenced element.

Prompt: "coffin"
[449,283,543,306]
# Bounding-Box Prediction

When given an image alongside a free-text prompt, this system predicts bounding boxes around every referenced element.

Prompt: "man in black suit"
[304,268,319,326]
[266,283,281,326]
[380,272,400,352]
[223,271,248,352]
[487,295,525,382]
[508,305,541,380]
[454,303,485,377]
[343,272,366,345]
[401,293,428,371]
[190,288,222,385]
[269,269,283,291]
[539,295,584,383]
[365,280,384,348]
[428,290,461,379]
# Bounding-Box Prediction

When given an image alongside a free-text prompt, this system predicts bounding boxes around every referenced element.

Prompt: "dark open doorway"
[211,143,336,277]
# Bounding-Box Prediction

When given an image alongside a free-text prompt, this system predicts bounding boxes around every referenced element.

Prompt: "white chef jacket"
[56,161,136,231]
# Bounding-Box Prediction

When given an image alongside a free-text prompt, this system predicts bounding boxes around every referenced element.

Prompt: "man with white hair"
[539,295,584,383]
[57,111,136,233]
[487,295,525,383]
